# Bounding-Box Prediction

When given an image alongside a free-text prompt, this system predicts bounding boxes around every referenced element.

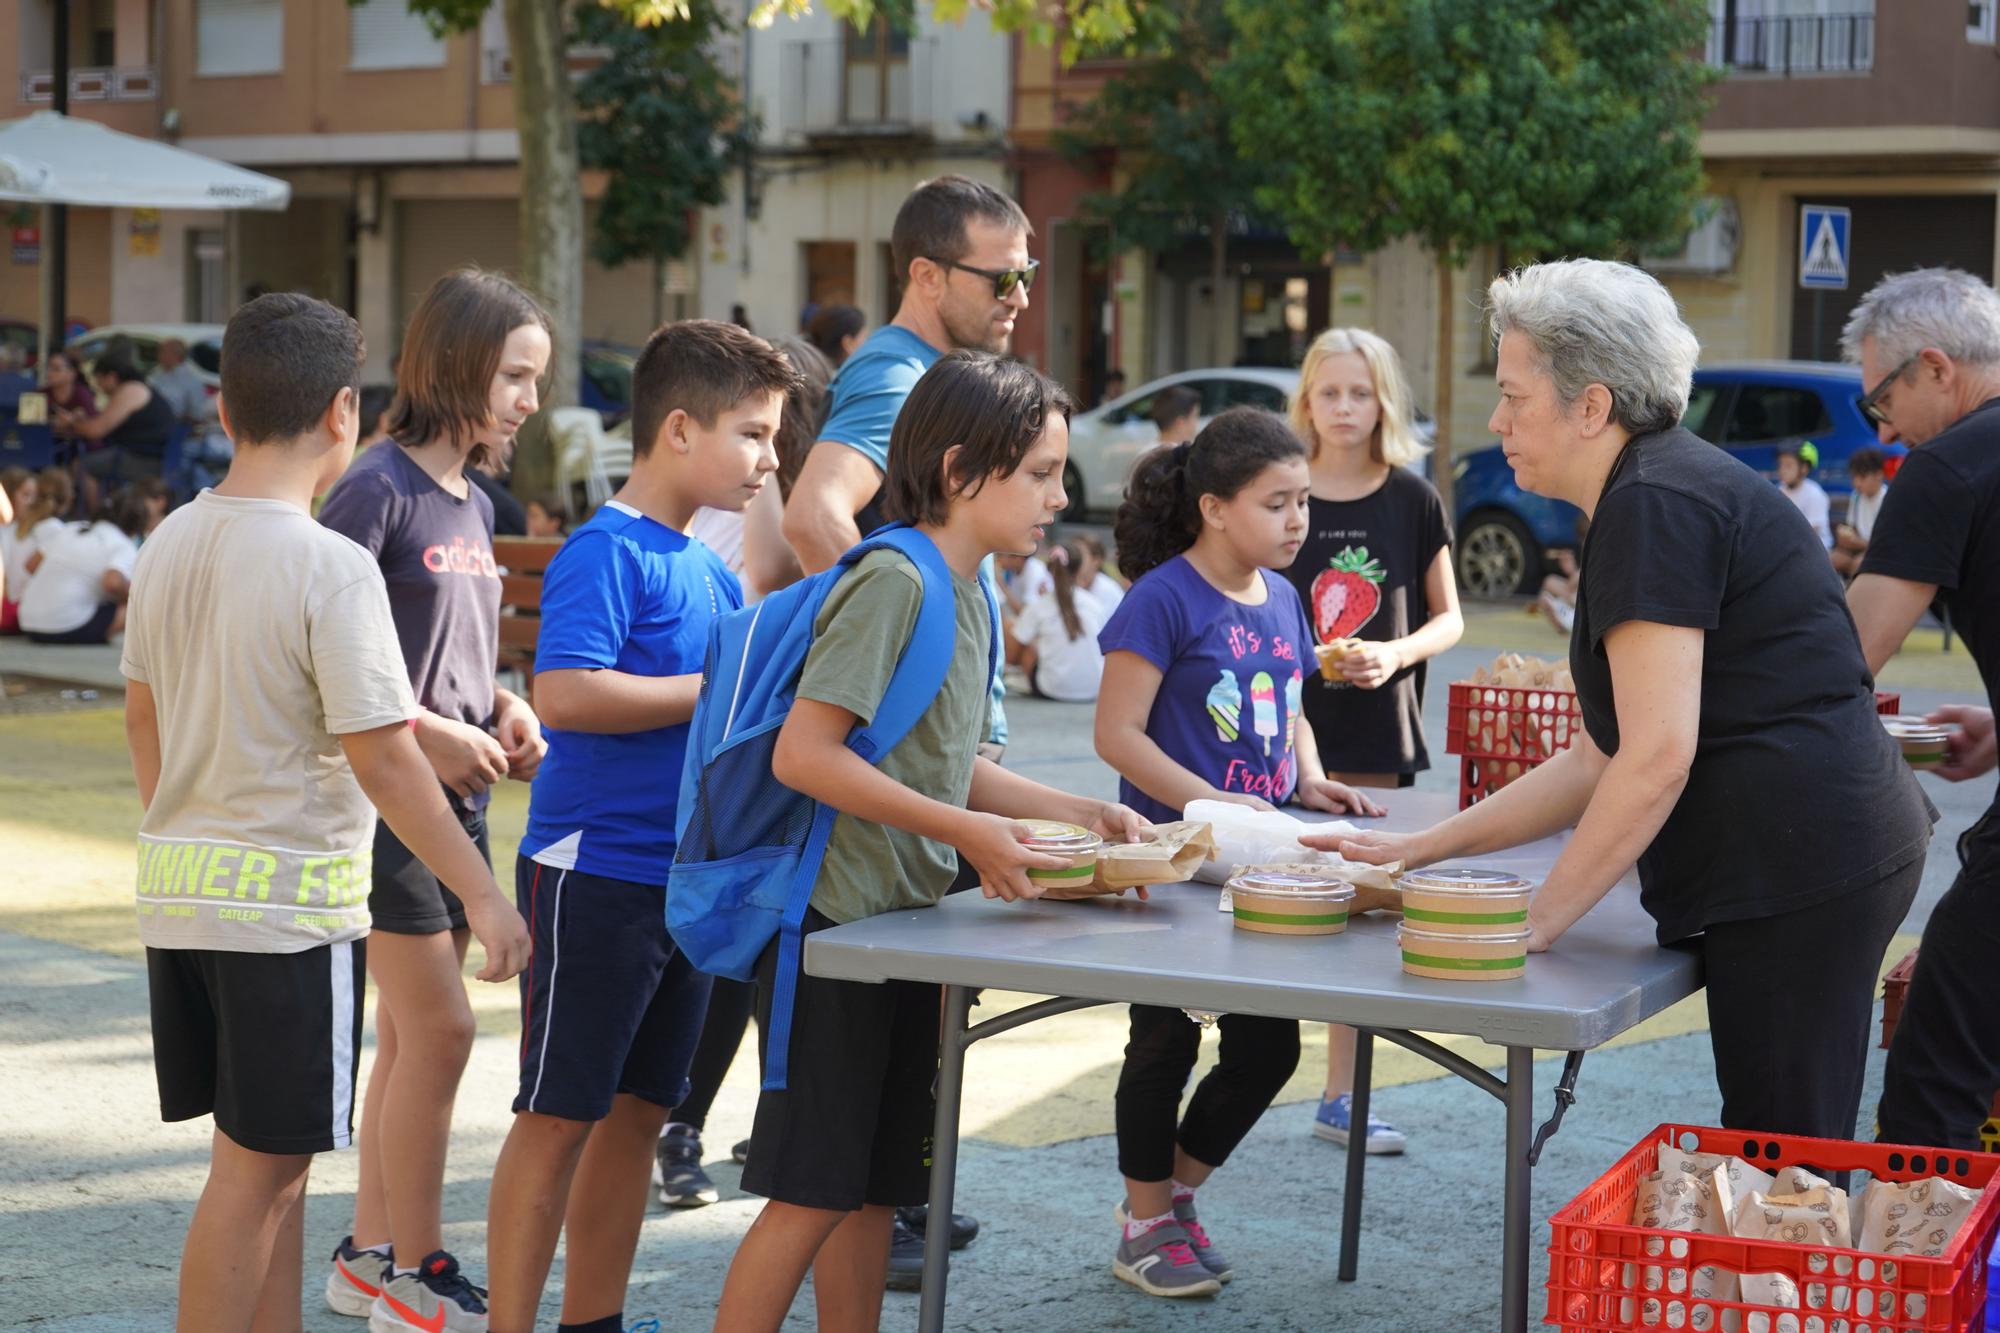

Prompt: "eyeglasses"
[929,257,1039,301]
[1860,354,1918,427]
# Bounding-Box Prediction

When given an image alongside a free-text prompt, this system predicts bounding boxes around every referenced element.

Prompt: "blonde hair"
[1290,327,1425,467]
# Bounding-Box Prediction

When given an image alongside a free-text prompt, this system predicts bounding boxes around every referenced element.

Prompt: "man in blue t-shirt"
[777,170,1037,1283]
[481,321,801,1333]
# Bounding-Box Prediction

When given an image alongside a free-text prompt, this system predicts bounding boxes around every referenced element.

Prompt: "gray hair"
[1840,267,2000,369]
[1486,259,1700,436]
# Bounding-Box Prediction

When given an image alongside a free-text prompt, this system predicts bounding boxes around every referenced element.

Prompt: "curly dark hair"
[1112,407,1308,583]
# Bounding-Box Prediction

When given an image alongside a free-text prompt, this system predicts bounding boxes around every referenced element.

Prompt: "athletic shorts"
[147,940,366,1155]
[369,800,487,935]
[513,857,713,1122]
[740,907,940,1212]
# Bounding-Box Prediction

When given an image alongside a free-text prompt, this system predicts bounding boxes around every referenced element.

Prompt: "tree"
[1221,0,1716,513]
[1055,0,1274,368]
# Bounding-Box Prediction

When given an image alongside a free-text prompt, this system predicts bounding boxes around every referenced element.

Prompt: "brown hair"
[882,351,1073,528]
[1150,385,1201,433]
[220,293,366,445]
[1045,537,1088,642]
[629,319,802,461]
[890,175,1032,290]
[26,465,73,531]
[767,335,833,500]
[385,268,551,468]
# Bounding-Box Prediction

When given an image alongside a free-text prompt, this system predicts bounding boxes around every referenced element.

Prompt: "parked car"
[1065,367,1436,519]
[1450,360,1904,599]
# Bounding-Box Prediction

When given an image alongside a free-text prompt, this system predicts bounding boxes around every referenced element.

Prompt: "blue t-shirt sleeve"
[1098,567,1186,673]
[317,466,394,558]
[534,531,639,673]
[819,356,928,473]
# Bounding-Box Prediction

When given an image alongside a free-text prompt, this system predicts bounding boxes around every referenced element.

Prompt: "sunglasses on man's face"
[931,257,1039,301]
[1860,353,1919,427]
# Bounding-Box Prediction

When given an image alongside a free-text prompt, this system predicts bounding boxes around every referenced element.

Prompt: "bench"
[493,536,564,703]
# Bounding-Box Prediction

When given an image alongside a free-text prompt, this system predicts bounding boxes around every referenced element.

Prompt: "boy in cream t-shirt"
[120,293,527,1333]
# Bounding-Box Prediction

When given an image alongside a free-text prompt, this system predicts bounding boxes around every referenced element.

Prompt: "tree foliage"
[573,0,753,272]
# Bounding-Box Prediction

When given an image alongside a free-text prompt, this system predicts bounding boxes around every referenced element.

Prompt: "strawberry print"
[1310,546,1386,643]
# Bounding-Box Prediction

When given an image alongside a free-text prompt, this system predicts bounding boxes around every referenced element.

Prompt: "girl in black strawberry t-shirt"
[1281,327,1463,1155]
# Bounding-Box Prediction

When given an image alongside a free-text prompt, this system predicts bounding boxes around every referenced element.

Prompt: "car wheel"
[1457,510,1540,600]
[1061,461,1088,523]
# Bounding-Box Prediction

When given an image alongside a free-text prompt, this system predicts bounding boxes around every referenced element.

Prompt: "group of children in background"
[117,244,1467,1331]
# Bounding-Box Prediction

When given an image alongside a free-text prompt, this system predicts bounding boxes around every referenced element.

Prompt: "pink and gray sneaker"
[1111,1214,1223,1298]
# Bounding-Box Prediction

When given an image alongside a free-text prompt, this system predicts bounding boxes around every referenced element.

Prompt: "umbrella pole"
[49,0,67,347]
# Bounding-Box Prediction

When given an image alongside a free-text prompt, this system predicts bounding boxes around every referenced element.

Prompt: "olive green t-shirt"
[797,549,991,924]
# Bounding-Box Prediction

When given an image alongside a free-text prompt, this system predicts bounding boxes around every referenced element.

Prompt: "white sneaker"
[368,1251,488,1333]
[325,1236,390,1317]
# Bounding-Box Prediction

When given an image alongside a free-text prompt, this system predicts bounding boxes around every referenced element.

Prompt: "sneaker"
[731,1138,751,1165]
[325,1237,390,1317]
[1311,1093,1407,1154]
[895,1204,980,1251]
[885,1212,931,1291]
[654,1124,719,1207]
[1117,1200,1230,1282]
[1111,1218,1222,1298]
[368,1252,487,1333]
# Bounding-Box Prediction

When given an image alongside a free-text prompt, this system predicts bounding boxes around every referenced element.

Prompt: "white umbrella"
[0,111,289,209]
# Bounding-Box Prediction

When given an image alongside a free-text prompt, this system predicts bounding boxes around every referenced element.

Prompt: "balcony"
[779,38,937,144]
[21,65,158,103]
[1708,12,1874,76]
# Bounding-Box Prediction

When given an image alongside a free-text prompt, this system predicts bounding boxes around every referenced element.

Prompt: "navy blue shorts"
[512,856,712,1122]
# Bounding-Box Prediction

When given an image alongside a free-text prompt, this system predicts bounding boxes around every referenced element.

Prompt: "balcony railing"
[1708,13,1874,76]
[22,65,159,103]
[778,38,937,140]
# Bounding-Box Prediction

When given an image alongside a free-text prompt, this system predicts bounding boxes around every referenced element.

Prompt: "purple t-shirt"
[1097,554,1318,823]
[320,445,502,803]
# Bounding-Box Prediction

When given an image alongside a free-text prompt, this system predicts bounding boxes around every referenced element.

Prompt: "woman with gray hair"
[1311,258,1934,1139]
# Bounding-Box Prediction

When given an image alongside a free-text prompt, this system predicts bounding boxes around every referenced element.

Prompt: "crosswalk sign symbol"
[1800,205,1851,290]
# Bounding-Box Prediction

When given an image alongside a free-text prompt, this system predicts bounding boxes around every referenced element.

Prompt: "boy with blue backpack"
[694,351,1147,1331]
[481,320,800,1333]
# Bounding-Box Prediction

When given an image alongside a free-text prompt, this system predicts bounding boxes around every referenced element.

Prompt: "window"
[350,0,445,72]
[1681,382,1727,440]
[1708,0,1875,74]
[1207,379,1290,415]
[196,0,281,77]
[1972,1,1997,42]
[844,17,911,123]
[1720,383,1832,444]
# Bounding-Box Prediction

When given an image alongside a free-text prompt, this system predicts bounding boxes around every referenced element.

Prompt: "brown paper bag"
[1039,822,1218,901]
[1857,1176,1983,1257]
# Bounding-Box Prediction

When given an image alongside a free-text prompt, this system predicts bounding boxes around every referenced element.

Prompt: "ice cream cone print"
[1206,669,1242,742]
[1251,671,1278,756]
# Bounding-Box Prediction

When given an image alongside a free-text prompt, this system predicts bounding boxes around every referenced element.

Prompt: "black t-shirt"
[469,466,527,537]
[1571,427,1933,944]
[1283,468,1452,776]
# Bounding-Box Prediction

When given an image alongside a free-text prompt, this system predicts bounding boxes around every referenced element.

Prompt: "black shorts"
[147,940,367,1155]
[26,600,117,645]
[740,907,940,1212]
[369,800,488,935]
[513,857,713,1122]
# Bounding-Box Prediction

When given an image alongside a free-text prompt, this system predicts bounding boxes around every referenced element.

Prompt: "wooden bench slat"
[498,618,542,651]
[500,575,543,608]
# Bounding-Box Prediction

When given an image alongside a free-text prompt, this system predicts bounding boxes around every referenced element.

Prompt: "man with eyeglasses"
[1844,266,2000,1151]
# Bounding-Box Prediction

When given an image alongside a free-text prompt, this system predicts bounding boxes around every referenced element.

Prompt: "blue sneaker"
[1312,1093,1407,1154]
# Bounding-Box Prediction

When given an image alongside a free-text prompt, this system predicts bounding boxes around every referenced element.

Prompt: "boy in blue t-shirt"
[483,321,801,1333]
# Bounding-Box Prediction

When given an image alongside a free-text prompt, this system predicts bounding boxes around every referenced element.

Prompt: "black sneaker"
[896,1204,979,1250]
[731,1137,751,1164]
[654,1123,718,1207]
[885,1212,931,1291]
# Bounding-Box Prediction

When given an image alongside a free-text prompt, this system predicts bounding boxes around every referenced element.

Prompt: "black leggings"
[1701,854,1923,1140]
[1880,815,2000,1150]
[1115,1004,1300,1183]
[675,975,755,1133]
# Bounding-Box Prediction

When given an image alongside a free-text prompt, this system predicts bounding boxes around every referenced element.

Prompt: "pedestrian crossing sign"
[1800,205,1851,290]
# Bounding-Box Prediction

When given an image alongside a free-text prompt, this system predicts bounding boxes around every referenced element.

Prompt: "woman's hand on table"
[1929,704,1997,782]
[1525,907,1560,954]
[1308,824,1434,869]
[1296,777,1386,818]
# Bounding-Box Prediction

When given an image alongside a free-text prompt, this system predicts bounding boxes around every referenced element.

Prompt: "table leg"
[919,985,972,1333]
[1337,1026,1373,1282]
[1501,1045,1534,1333]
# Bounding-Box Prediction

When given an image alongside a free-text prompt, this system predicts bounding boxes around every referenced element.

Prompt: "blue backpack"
[666,524,999,1090]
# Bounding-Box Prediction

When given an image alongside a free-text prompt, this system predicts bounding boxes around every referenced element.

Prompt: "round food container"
[1398,923,1530,981]
[1020,821,1104,892]
[1883,715,1953,770]
[1227,870,1356,936]
[1395,867,1535,936]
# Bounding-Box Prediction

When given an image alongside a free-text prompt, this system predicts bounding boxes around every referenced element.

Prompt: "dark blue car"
[1451,361,1907,598]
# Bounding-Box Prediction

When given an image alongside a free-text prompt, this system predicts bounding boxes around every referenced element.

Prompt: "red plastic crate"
[1878,690,1903,716]
[1545,1123,2000,1332]
[1460,753,1541,809]
[1447,682,1584,761]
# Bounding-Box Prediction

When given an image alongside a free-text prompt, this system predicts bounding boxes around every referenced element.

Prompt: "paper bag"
[1038,822,1217,901]
[1857,1176,1983,1257]
[1659,1143,1774,1209]
[1734,1187,1852,1251]
[1631,1161,1739,1302]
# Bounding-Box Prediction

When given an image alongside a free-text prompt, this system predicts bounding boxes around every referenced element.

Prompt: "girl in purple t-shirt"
[1092,407,1381,1297]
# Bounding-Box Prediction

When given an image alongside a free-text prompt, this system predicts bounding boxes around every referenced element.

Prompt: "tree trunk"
[1210,210,1230,367]
[503,0,583,508]
[1432,251,1455,518]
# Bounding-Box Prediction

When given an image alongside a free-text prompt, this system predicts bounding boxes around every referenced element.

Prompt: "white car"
[67,322,224,387]
[1064,367,1435,518]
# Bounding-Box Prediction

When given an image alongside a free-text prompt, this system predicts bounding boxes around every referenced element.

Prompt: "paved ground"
[0,606,1988,1331]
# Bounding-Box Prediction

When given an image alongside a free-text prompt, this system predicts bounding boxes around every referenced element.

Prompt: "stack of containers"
[1395,867,1535,981]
